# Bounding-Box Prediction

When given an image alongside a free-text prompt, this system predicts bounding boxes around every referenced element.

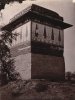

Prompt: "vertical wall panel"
[32,21,64,48]
[12,21,31,46]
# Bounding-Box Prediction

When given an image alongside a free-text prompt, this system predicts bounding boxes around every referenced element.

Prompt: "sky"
[0,0,75,72]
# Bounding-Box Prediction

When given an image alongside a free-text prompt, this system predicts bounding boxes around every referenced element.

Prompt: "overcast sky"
[0,0,75,72]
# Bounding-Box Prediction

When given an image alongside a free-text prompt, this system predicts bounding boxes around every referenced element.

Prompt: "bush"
[35,82,48,92]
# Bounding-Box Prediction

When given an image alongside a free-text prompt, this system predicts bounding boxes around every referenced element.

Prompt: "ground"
[0,79,75,100]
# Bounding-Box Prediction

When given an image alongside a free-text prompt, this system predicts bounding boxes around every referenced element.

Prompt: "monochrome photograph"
[0,0,75,100]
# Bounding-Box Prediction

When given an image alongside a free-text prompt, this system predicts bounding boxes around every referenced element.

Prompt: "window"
[58,30,61,41]
[26,25,28,38]
[43,26,46,38]
[20,27,22,40]
[51,28,54,40]
[35,24,38,37]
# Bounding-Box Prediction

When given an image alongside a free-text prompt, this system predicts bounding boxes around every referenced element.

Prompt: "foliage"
[0,0,24,10]
[35,82,48,92]
[0,30,18,85]
[65,72,72,81]
[72,72,75,78]
[65,72,75,82]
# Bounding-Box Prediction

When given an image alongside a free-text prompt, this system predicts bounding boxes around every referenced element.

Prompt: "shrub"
[35,82,48,92]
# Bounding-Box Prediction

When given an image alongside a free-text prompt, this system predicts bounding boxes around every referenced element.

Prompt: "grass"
[0,79,75,100]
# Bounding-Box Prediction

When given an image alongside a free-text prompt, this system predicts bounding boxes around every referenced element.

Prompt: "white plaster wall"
[12,21,31,46]
[15,53,31,80]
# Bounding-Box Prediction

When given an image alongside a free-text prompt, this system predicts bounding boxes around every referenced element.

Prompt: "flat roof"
[1,4,72,31]
[9,4,63,23]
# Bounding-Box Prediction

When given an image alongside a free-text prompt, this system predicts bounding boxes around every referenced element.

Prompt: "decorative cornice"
[1,4,72,31]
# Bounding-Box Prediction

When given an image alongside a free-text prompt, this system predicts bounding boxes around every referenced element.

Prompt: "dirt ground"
[0,80,75,100]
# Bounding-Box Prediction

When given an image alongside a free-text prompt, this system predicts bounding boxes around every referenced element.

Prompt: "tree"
[0,0,24,10]
[0,30,18,85]
[72,72,75,80]
[66,72,72,81]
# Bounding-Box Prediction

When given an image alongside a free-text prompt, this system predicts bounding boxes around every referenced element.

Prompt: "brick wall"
[31,53,65,81]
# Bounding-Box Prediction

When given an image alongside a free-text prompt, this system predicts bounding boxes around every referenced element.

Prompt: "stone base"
[31,53,65,81]
[15,53,31,80]
[11,42,65,81]
[14,52,65,81]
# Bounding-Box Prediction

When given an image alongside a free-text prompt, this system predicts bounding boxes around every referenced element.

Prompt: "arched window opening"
[35,24,38,37]
[26,25,28,38]
[58,29,61,42]
[51,28,54,40]
[43,26,46,38]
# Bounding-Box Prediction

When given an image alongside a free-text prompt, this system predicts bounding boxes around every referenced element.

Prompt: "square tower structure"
[1,4,72,80]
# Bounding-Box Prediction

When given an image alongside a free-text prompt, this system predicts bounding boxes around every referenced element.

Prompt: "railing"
[9,5,31,23]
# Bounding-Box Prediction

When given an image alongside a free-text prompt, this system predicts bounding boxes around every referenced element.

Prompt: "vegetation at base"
[0,80,75,100]
[0,30,20,86]
[65,72,75,83]
[35,82,48,92]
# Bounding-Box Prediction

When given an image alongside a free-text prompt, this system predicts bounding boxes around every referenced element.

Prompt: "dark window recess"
[43,26,46,38]
[35,24,38,37]
[58,30,61,41]
[51,28,54,40]
[26,25,28,37]
[14,32,17,41]
[20,28,22,39]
